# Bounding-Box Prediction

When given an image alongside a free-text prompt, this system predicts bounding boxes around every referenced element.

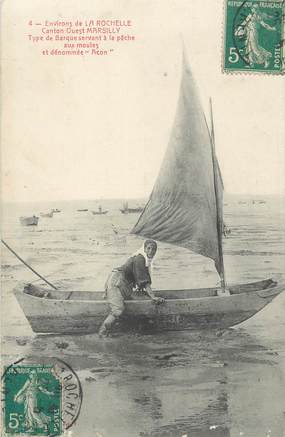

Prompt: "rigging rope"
[1,239,58,290]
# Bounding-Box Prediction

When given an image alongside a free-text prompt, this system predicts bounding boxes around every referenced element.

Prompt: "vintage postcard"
[1,0,285,436]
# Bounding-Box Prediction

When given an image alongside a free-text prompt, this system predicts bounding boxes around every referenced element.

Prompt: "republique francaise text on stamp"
[223,0,284,74]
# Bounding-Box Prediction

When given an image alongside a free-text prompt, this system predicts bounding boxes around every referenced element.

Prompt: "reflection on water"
[2,197,285,436]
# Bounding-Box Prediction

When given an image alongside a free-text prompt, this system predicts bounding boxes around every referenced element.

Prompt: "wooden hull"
[92,211,108,215]
[19,216,39,226]
[40,212,53,218]
[13,279,283,335]
[120,208,144,214]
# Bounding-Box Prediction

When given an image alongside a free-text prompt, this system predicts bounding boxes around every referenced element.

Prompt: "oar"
[1,239,58,290]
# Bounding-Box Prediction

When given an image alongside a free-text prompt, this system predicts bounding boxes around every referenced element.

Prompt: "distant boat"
[52,208,61,213]
[92,206,108,215]
[120,202,144,214]
[252,200,266,205]
[19,216,39,226]
[40,211,53,218]
[77,209,88,212]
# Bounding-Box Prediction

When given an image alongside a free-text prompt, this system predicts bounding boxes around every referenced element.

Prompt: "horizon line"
[2,192,285,204]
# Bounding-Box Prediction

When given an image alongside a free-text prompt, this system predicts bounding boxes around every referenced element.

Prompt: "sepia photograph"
[1,0,285,436]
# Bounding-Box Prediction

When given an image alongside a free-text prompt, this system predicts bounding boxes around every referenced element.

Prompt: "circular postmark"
[2,357,82,436]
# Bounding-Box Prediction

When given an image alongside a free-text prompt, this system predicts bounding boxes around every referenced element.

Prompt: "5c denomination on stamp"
[223,0,284,74]
[2,357,82,436]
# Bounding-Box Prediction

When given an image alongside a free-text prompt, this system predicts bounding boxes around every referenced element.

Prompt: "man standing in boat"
[99,239,165,337]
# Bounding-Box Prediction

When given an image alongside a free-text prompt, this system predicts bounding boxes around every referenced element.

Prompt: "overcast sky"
[2,0,285,202]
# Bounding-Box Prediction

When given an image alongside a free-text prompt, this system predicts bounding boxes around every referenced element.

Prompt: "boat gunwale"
[15,278,283,304]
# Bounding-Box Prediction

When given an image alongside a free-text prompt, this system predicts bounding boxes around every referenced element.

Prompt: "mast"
[209,98,226,291]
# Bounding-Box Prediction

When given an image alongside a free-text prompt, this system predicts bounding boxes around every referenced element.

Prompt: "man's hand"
[152,297,165,305]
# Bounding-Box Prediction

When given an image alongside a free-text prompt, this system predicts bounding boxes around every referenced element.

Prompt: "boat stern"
[255,279,284,301]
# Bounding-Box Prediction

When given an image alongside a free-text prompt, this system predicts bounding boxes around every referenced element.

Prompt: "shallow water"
[1,196,285,436]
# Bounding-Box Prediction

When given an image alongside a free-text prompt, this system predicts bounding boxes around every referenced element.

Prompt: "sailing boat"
[120,201,144,214]
[19,215,39,226]
[92,205,108,215]
[13,51,283,335]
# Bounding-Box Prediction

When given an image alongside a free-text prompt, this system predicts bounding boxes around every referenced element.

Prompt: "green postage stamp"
[3,360,82,436]
[3,365,62,436]
[223,0,284,73]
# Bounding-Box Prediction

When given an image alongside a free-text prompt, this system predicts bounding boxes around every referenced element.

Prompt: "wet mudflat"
[2,197,285,436]
[2,323,285,437]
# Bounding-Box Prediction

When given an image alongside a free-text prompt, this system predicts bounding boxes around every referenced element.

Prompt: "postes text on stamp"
[224,0,284,74]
